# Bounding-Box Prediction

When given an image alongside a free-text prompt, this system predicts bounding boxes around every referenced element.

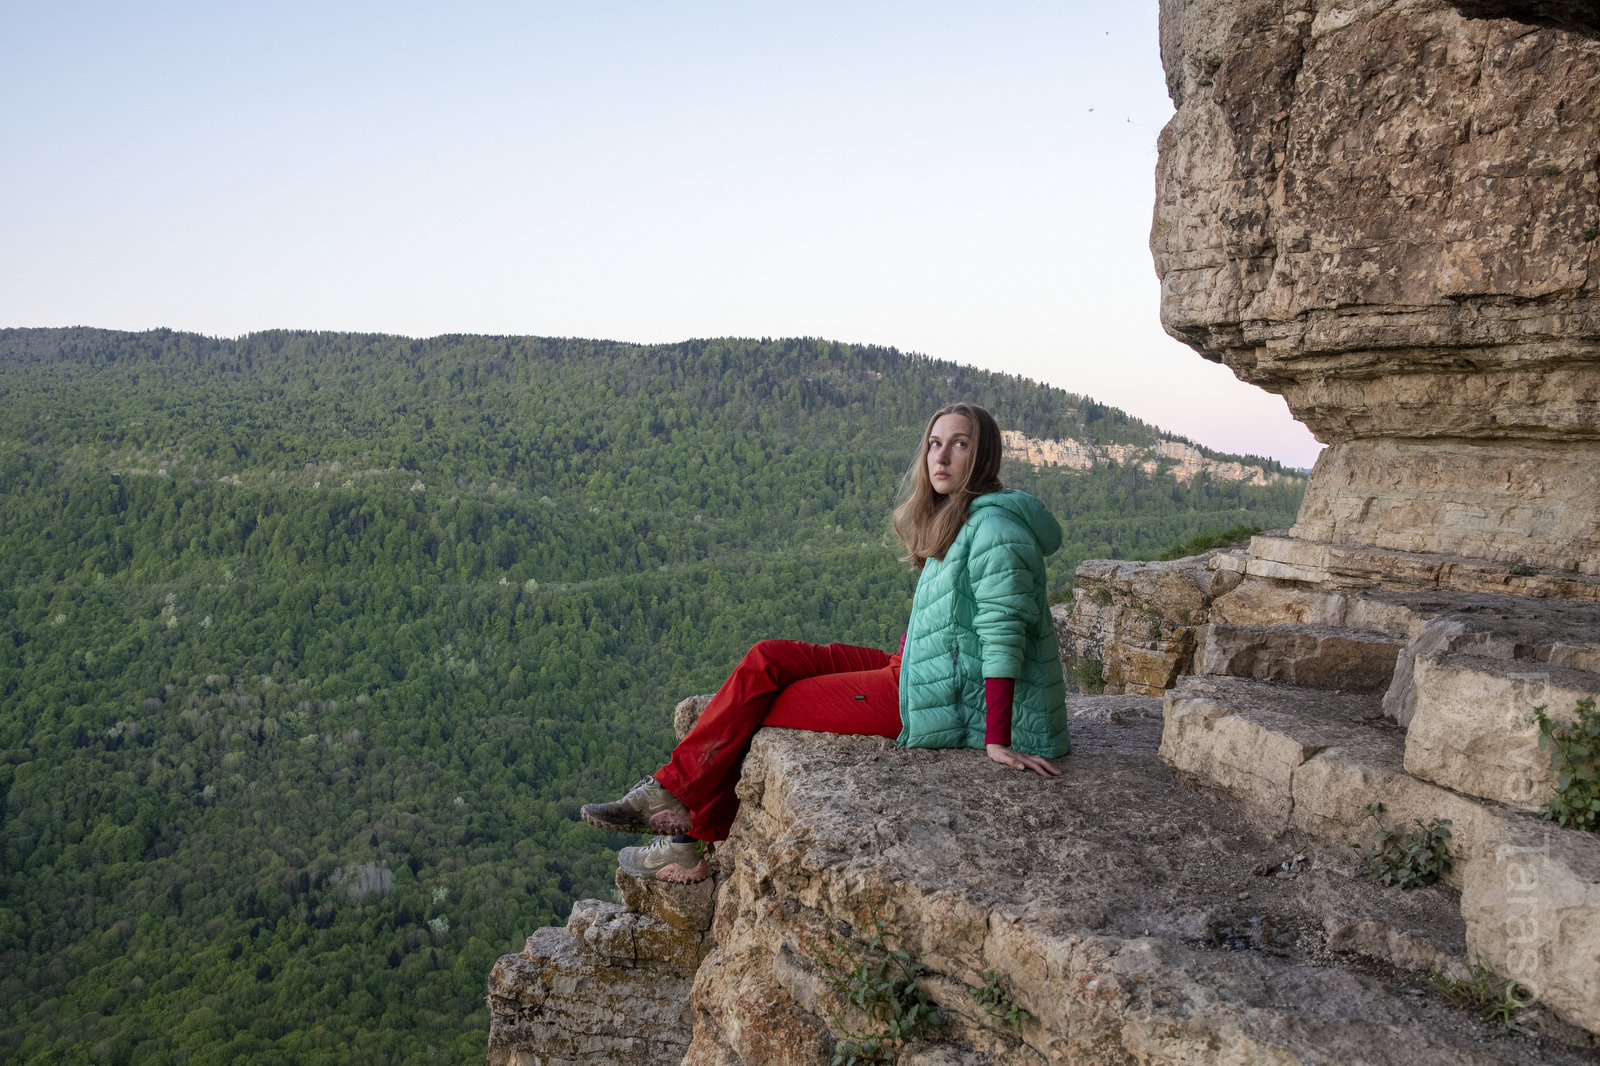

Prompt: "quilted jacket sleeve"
[968,512,1041,679]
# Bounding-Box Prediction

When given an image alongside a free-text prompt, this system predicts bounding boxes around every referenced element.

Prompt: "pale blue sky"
[1,2,1323,467]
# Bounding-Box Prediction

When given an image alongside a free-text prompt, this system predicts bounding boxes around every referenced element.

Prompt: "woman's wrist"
[983,677,1014,747]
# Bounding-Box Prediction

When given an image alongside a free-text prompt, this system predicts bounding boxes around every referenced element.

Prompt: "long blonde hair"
[892,402,1004,569]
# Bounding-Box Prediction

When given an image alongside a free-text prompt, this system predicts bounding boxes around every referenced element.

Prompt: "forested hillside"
[0,328,1304,1065]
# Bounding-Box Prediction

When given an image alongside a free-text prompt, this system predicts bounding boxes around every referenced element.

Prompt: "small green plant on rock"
[1427,959,1540,1033]
[1508,556,1540,577]
[1531,697,1600,831]
[812,911,943,1065]
[971,969,1030,1034]
[1350,803,1452,889]
[1092,587,1113,606]
[1071,656,1106,695]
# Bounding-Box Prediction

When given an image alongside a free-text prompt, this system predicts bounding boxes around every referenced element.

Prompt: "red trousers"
[653,639,902,841]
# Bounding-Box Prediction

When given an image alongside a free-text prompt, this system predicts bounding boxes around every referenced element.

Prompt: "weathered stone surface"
[679,714,1585,1064]
[486,917,697,1066]
[486,888,713,1063]
[674,694,715,741]
[1161,676,1384,827]
[1199,622,1403,692]
[1380,596,1600,725]
[1066,549,1251,695]
[1295,442,1600,576]
[1239,532,1600,601]
[1404,653,1600,807]
[1460,813,1600,1041]
[1161,674,1600,1033]
[617,867,718,934]
[1209,578,1422,634]
[1155,0,1600,574]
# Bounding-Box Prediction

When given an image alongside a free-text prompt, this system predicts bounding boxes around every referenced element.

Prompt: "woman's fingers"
[1014,752,1062,777]
[985,744,1063,777]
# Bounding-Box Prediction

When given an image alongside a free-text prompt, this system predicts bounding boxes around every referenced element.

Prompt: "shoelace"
[641,835,674,854]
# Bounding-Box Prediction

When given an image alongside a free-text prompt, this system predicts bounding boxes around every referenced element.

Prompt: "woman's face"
[925,413,975,495]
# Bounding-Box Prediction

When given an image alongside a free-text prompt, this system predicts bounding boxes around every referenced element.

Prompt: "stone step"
[1162,675,1600,1037]
[1404,653,1600,808]
[1383,599,1600,726]
[1199,622,1404,692]
[1242,532,1600,602]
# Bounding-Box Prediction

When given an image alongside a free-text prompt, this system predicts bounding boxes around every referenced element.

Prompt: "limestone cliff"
[1154,0,1600,574]
[999,430,1297,487]
[490,686,1600,1064]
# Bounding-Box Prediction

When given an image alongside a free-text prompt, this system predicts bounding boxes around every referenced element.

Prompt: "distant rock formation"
[1000,430,1294,486]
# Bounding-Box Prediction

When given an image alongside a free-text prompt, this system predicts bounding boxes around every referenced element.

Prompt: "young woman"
[581,402,1071,883]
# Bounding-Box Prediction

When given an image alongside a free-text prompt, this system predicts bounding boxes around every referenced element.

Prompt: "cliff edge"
[490,689,1600,1064]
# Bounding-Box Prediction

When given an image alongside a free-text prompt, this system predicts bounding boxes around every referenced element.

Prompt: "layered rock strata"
[484,877,716,1066]
[1163,673,1600,1036]
[681,705,1589,1064]
[1061,543,1254,696]
[1154,0,1600,575]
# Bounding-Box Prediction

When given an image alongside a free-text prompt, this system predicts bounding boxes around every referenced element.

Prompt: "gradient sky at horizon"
[2,1,1325,468]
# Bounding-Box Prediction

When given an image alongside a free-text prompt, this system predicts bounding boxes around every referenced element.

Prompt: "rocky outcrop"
[489,690,1600,1064]
[1063,546,1252,695]
[485,892,710,1066]
[1154,0,1600,575]
[681,706,1592,1064]
[486,698,720,1066]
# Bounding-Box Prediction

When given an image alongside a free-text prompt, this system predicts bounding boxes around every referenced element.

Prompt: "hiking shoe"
[580,776,692,835]
[618,835,711,884]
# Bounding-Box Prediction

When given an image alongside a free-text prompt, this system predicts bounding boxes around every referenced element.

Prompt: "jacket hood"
[969,490,1063,556]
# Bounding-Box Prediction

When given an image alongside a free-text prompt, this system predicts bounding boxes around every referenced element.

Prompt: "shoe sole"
[617,857,711,884]
[580,805,692,835]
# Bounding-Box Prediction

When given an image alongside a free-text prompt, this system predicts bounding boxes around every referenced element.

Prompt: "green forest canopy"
[0,328,1305,1065]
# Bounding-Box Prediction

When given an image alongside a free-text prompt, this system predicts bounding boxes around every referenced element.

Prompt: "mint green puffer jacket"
[896,490,1072,757]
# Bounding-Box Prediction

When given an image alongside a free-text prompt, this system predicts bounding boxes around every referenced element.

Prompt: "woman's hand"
[986,743,1062,777]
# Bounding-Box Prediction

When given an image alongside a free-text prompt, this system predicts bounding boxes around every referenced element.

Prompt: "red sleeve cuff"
[984,677,1015,747]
